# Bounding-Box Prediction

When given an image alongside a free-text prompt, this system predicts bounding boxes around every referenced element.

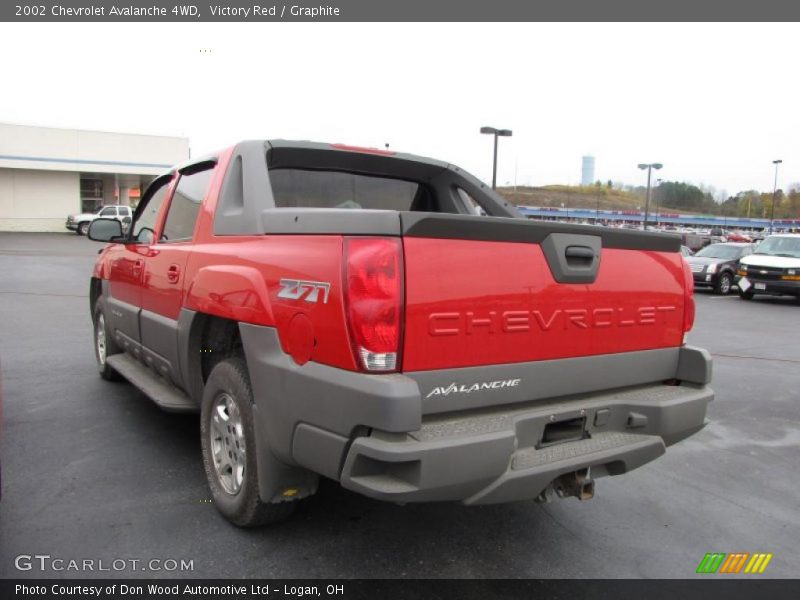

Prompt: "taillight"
[343,237,403,372]
[681,258,695,334]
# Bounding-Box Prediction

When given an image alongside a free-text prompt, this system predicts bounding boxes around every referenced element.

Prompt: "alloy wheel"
[209,392,246,495]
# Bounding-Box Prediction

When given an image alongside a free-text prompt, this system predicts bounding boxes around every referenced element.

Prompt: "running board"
[106,353,198,413]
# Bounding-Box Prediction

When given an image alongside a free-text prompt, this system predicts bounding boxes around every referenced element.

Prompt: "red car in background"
[726,231,753,243]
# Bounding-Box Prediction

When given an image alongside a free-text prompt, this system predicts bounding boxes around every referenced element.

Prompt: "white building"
[0,123,189,232]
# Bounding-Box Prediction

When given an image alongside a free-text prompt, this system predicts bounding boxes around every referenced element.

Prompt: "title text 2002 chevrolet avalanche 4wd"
[86,140,713,527]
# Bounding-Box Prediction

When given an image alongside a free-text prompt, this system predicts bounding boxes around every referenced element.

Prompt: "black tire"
[739,289,755,301]
[77,221,90,236]
[200,358,294,527]
[93,304,122,381]
[714,272,733,295]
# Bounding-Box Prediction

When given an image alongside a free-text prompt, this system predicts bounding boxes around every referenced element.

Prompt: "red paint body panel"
[402,238,686,372]
[141,243,193,320]
[105,243,148,309]
[183,236,356,371]
[93,143,688,376]
[102,173,180,315]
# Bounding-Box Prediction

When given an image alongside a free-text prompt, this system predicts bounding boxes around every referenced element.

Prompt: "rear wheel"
[77,221,90,236]
[739,289,755,301]
[715,272,733,295]
[94,305,122,380]
[200,358,295,527]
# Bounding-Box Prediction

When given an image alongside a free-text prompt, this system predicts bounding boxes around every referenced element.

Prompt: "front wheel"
[94,305,122,380]
[200,358,295,527]
[715,272,733,295]
[77,222,90,236]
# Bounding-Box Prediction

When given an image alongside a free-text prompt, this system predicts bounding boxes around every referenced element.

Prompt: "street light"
[769,159,782,234]
[480,126,513,189]
[655,178,663,226]
[638,162,663,230]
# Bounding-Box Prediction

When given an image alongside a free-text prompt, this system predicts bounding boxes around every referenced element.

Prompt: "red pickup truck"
[87,140,713,527]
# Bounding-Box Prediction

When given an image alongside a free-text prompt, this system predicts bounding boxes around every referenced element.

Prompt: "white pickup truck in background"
[66,205,133,236]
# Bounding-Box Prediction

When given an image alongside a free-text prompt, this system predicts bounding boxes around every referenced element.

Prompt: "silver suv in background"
[66,205,133,236]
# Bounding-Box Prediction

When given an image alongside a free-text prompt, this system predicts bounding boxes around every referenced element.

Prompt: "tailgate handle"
[565,245,595,262]
[541,233,602,284]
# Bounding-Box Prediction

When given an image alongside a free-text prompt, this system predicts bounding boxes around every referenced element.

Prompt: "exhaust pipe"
[555,468,594,501]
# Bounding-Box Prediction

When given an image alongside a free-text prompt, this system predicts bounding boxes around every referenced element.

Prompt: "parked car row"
[683,234,800,302]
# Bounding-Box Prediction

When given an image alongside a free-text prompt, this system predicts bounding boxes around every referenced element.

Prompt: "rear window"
[269,168,422,211]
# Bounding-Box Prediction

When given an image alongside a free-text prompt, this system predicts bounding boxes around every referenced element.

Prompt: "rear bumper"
[338,382,712,504]
[238,322,713,505]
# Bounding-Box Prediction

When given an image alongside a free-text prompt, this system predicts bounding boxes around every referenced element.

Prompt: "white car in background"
[737,233,800,302]
[66,205,133,236]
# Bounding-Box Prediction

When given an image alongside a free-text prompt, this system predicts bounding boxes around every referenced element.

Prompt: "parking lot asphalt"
[0,232,797,579]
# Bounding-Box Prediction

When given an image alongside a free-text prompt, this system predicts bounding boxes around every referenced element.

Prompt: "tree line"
[615,180,800,219]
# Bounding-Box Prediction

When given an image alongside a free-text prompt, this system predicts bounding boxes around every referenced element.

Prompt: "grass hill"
[497,185,650,212]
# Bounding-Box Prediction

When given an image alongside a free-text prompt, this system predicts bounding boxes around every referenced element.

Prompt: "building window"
[80,177,104,213]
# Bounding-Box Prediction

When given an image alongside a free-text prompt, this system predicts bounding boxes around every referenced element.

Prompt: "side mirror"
[87,218,124,242]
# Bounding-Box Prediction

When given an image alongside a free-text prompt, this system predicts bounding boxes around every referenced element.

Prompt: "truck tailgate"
[400,214,686,372]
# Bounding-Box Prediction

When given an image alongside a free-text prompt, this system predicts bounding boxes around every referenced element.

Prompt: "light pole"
[638,163,663,230]
[655,178,663,226]
[769,159,782,234]
[480,126,512,189]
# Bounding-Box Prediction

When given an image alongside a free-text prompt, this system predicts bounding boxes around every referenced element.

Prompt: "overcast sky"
[1,22,798,196]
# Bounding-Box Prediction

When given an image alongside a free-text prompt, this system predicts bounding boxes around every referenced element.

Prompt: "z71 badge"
[277,279,331,304]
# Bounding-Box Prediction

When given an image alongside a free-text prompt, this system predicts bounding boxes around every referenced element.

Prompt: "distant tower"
[581,156,595,186]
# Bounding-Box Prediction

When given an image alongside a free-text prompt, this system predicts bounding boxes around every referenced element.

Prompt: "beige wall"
[0,169,79,232]
[0,123,190,231]
[0,122,189,176]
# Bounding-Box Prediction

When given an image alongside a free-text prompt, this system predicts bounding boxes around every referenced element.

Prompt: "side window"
[99,206,117,217]
[132,180,172,244]
[161,167,214,243]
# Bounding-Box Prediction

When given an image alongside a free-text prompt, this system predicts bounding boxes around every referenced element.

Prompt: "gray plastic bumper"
[239,322,712,505]
[338,382,712,504]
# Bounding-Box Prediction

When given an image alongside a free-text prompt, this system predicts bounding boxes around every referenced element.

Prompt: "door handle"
[167,264,181,284]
